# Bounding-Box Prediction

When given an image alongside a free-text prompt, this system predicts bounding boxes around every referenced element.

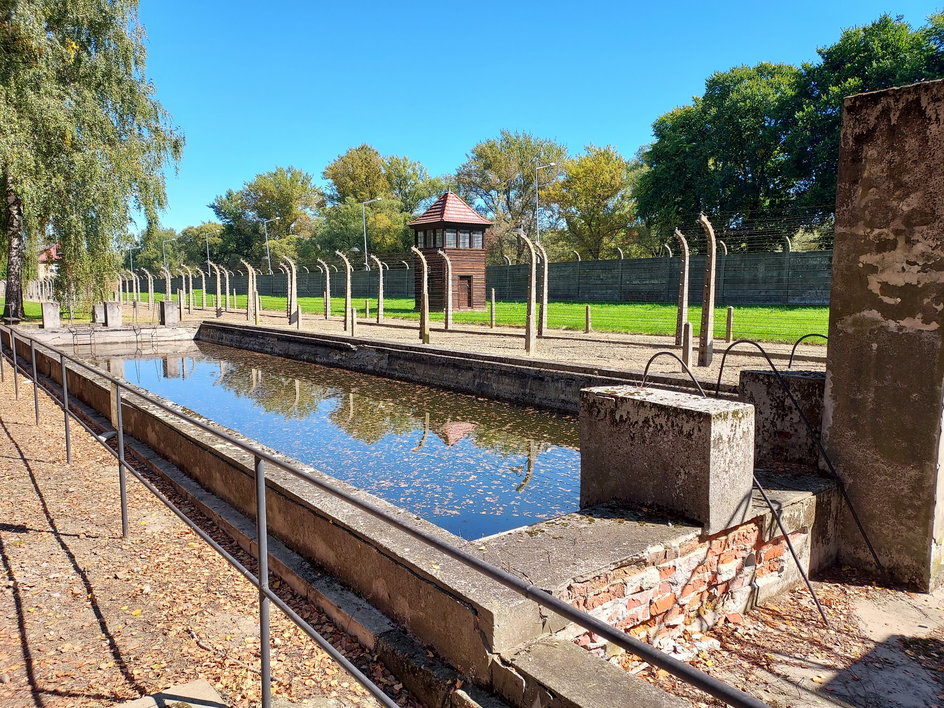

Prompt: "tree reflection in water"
[94,342,580,539]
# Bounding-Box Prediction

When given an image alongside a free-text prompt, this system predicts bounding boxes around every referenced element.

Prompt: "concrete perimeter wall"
[155,251,831,306]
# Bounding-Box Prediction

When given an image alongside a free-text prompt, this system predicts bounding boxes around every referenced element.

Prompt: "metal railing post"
[30,340,39,425]
[113,382,129,538]
[60,355,72,464]
[0,327,5,382]
[11,330,19,399]
[255,455,272,708]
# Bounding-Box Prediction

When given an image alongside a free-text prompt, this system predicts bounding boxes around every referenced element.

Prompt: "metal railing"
[0,323,769,708]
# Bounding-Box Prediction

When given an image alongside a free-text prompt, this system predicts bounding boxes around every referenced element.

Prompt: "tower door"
[459,275,473,308]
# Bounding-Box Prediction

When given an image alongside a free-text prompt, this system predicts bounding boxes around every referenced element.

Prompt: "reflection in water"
[93,342,580,540]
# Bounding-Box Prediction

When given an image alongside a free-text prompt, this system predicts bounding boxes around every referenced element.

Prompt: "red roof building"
[408,192,492,312]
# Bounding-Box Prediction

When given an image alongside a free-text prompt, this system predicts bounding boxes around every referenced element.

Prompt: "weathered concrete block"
[824,79,944,591]
[41,302,61,329]
[92,304,105,323]
[103,301,122,328]
[739,370,824,470]
[159,300,179,326]
[580,386,754,534]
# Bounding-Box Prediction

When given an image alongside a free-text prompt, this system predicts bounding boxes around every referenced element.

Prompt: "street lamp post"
[361,197,381,270]
[535,161,556,244]
[126,245,142,272]
[260,217,280,274]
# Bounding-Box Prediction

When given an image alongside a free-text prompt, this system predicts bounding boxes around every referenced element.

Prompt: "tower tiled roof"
[408,191,492,227]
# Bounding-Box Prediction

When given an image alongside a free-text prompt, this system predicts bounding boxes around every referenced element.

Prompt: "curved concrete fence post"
[223,269,232,312]
[410,246,430,344]
[159,266,172,305]
[316,259,331,319]
[335,251,353,332]
[517,231,538,355]
[672,228,690,346]
[282,257,300,329]
[437,249,453,331]
[199,268,207,310]
[697,213,717,366]
[239,259,255,323]
[369,255,384,323]
[535,242,549,338]
[139,267,154,309]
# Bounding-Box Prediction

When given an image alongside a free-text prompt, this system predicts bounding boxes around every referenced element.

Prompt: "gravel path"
[0,367,413,708]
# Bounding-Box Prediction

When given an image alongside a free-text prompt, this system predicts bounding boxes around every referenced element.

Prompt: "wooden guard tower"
[408,191,491,311]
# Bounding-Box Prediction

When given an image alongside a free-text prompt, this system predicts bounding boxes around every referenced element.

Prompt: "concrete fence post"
[410,246,430,344]
[438,249,453,331]
[535,242,549,337]
[585,305,592,334]
[517,231,538,355]
[673,229,690,346]
[697,213,717,366]
[335,251,353,332]
[317,259,331,320]
[490,288,496,329]
[369,254,384,323]
[726,306,734,343]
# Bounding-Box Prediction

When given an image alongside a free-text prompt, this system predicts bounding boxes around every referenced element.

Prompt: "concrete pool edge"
[23,339,691,706]
[193,321,737,412]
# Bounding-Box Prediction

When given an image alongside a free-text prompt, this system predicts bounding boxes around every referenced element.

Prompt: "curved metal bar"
[752,479,828,625]
[713,339,885,575]
[788,333,828,369]
[640,351,708,398]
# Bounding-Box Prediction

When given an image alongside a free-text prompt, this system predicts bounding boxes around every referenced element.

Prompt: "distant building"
[37,244,60,279]
[408,191,492,312]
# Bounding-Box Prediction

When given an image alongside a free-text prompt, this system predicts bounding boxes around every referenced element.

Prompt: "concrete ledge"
[194,321,732,414]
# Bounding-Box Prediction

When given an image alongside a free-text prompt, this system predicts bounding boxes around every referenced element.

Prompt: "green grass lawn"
[6,293,828,344]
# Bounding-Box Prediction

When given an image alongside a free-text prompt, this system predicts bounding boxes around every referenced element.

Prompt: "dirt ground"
[625,568,944,707]
[0,367,414,708]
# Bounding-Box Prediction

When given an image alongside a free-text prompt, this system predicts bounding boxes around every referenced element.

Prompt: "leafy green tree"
[1,0,183,318]
[134,226,179,273]
[179,222,224,269]
[383,155,448,214]
[455,130,567,262]
[787,13,944,211]
[322,145,390,205]
[543,146,639,259]
[636,63,801,244]
[315,198,411,260]
[208,166,321,269]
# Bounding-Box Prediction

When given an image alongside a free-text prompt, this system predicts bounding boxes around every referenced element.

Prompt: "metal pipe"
[114,382,129,538]
[255,455,272,708]
[60,355,71,464]
[30,340,39,425]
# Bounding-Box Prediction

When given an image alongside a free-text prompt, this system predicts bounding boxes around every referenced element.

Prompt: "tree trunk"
[3,174,26,322]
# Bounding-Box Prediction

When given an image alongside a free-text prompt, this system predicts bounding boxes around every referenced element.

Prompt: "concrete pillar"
[159,300,178,326]
[726,306,734,343]
[681,321,692,368]
[335,251,352,332]
[104,302,122,328]
[823,79,944,591]
[535,242,549,337]
[579,386,754,534]
[411,246,430,344]
[584,305,591,334]
[517,233,537,355]
[176,290,184,321]
[92,304,105,324]
[673,229,690,346]
[370,255,384,323]
[490,288,496,329]
[438,249,453,331]
[41,302,60,329]
[697,214,717,366]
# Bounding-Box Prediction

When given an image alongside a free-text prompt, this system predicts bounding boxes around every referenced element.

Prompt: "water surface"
[97,342,580,540]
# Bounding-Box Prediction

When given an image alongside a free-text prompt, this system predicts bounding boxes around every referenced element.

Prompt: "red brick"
[679,578,707,600]
[659,564,676,580]
[719,548,745,565]
[587,592,615,610]
[760,542,787,562]
[649,593,677,616]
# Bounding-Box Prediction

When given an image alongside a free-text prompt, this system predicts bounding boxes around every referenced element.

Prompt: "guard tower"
[408,191,491,311]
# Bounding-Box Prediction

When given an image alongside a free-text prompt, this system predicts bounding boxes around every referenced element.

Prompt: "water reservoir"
[93,342,580,540]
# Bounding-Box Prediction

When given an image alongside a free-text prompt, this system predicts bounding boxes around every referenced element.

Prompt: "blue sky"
[139,1,943,231]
